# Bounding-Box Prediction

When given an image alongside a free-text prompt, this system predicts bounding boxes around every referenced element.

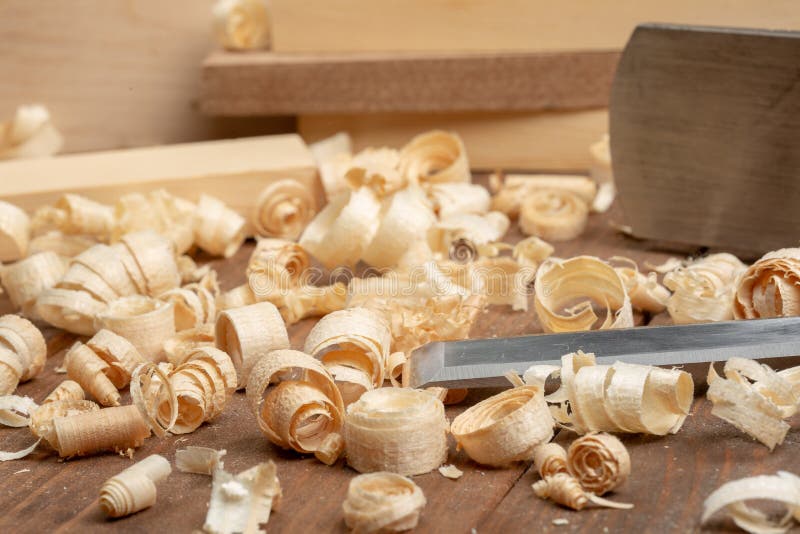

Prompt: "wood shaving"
[96,296,176,362]
[299,187,382,268]
[0,395,38,428]
[519,189,589,242]
[309,132,353,201]
[664,253,746,324]
[245,349,344,456]
[428,212,510,257]
[345,387,448,476]
[451,385,553,467]
[32,194,114,240]
[218,283,257,311]
[42,380,85,404]
[427,182,490,218]
[215,301,290,388]
[702,471,800,534]
[589,135,615,213]
[533,256,633,333]
[343,472,426,533]
[0,104,63,161]
[176,446,227,475]
[525,351,694,435]
[28,231,98,258]
[0,200,31,261]
[304,307,392,404]
[567,433,630,495]
[0,314,47,395]
[344,147,405,197]
[99,454,171,518]
[513,236,554,268]
[734,248,800,319]
[118,230,181,297]
[533,472,633,511]
[314,432,345,466]
[247,238,310,291]
[706,358,800,450]
[114,190,196,254]
[1,251,67,318]
[399,130,470,186]
[438,464,464,480]
[533,443,568,478]
[160,272,219,332]
[49,403,151,458]
[193,194,247,258]
[36,287,107,336]
[212,0,271,51]
[253,179,317,239]
[164,324,216,366]
[65,343,122,407]
[204,460,282,534]
[130,362,177,437]
[611,257,670,314]
[491,174,597,218]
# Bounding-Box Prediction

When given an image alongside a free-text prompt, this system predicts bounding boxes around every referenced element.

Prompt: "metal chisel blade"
[407,317,800,389]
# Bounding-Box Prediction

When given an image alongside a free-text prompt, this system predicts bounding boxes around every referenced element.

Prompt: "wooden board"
[300,110,608,171]
[610,24,800,255]
[1,190,792,533]
[0,135,320,227]
[0,1,291,155]
[201,50,619,115]
[270,0,800,53]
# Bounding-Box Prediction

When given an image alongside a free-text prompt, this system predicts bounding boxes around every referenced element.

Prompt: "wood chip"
[0,395,38,428]
[99,454,171,518]
[176,446,227,475]
[204,460,282,534]
[438,464,464,480]
[343,472,426,533]
[345,387,448,476]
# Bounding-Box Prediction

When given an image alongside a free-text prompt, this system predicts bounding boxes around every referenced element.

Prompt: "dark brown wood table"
[0,204,797,534]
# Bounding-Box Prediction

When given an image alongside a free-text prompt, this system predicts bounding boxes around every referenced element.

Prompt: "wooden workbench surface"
[0,203,796,534]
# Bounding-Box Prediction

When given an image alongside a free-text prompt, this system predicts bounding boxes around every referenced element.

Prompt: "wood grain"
[610,24,800,255]
[201,50,619,115]
[269,0,800,54]
[0,192,790,533]
[300,110,609,171]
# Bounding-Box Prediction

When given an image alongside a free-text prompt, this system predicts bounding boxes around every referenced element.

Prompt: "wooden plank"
[610,24,800,255]
[300,110,609,171]
[0,135,321,226]
[0,1,290,154]
[270,0,800,53]
[201,50,619,115]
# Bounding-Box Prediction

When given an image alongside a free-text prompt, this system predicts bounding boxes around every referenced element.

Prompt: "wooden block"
[270,0,800,53]
[0,135,321,224]
[201,50,619,115]
[299,110,608,171]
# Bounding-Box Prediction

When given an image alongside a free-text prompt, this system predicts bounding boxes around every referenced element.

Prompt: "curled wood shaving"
[0,104,63,160]
[204,460,282,534]
[567,433,630,495]
[160,273,218,332]
[519,189,589,242]
[0,200,30,262]
[164,347,236,434]
[525,351,694,435]
[36,287,107,336]
[212,0,271,51]
[589,135,615,213]
[69,244,140,302]
[344,147,405,197]
[42,380,85,404]
[28,231,98,258]
[119,230,181,297]
[0,395,38,428]
[702,471,800,534]
[65,343,121,407]
[32,194,114,240]
[50,404,151,458]
[469,256,536,311]
[304,307,392,402]
[734,248,800,319]
[343,472,427,533]
[428,212,510,257]
[513,236,554,268]
[438,464,464,480]
[533,473,633,511]
[96,296,176,362]
[193,194,247,258]
[314,432,345,466]
[427,182,490,218]
[215,301,290,389]
[451,385,553,467]
[131,362,177,437]
[309,132,353,201]
[253,179,317,239]
[534,256,633,333]
[1,251,67,318]
[99,454,172,518]
[533,443,568,478]
[299,187,382,268]
[491,174,597,218]
[164,324,216,366]
[706,358,800,450]
[611,257,670,314]
[361,188,436,269]
[399,130,470,186]
[246,349,344,456]
[218,283,257,311]
[87,329,146,386]
[0,314,46,395]
[114,190,196,254]
[345,388,448,476]
[664,253,746,324]
[176,446,227,475]
[247,238,310,291]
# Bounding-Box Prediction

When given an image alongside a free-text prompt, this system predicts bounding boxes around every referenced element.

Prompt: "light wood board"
[300,110,609,171]
[201,50,619,114]
[270,0,800,53]
[0,135,319,222]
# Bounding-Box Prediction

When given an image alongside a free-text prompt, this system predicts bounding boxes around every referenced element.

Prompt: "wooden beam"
[0,134,320,223]
[201,50,619,115]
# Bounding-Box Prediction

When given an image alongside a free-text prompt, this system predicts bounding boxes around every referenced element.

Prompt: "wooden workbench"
[0,202,796,534]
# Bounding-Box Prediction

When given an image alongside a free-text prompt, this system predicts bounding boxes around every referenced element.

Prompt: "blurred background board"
[200,50,619,114]
[270,0,800,53]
